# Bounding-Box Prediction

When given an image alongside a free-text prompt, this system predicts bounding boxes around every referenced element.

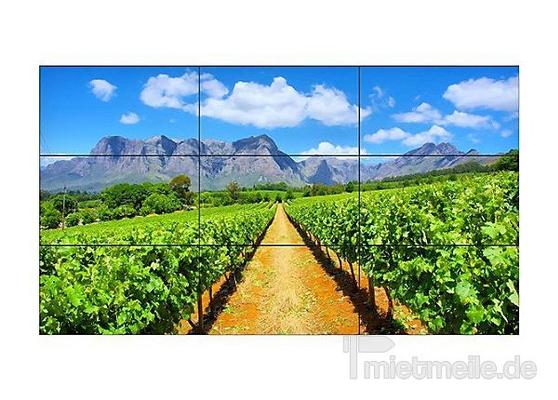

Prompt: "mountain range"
[40,135,499,192]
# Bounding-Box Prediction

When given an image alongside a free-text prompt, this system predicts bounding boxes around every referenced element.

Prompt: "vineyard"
[286,172,519,334]
[39,203,275,334]
[40,172,519,335]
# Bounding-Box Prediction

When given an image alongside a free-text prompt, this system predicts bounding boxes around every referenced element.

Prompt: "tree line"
[40,152,518,229]
[40,175,194,229]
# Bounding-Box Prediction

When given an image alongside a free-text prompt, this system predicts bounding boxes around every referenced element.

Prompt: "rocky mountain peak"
[435,142,461,155]
[145,135,177,155]
[232,134,279,154]
[90,135,130,155]
[406,142,437,156]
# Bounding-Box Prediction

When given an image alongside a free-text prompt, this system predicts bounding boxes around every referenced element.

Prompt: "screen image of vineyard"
[40,66,519,335]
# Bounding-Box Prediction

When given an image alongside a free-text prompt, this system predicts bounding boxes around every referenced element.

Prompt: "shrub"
[65,212,81,227]
[40,202,62,229]
[112,204,137,220]
[80,208,97,224]
[50,194,78,214]
[140,193,181,215]
[96,205,113,221]
[226,181,240,201]
[492,150,519,172]
[169,175,194,207]
[101,183,149,210]
[78,199,102,209]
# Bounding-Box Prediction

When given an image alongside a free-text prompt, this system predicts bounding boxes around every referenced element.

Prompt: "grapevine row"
[39,206,275,334]
[286,172,519,334]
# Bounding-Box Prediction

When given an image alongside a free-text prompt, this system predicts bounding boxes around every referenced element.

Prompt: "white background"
[0,0,556,397]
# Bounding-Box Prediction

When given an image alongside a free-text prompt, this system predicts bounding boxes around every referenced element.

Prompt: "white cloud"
[89,79,117,102]
[370,85,395,110]
[403,125,452,147]
[443,76,519,112]
[392,102,441,123]
[140,71,226,110]
[393,103,499,130]
[141,73,368,129]
[201,77,307,128]
[439,110,500,129]
[201,77,369,129]
[364,125,452,147]
[119,112,140,125]
[306,84,370,126]
[140,71,198,109]
[502,111,519,121]
[500,129,514,138]
[200,73,229,98]
[364,127,410,144]
[299,141,366,160]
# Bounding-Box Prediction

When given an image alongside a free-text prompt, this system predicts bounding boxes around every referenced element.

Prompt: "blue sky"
[360,66,518,156]
[40,66,518,157]
[40,67,198,154]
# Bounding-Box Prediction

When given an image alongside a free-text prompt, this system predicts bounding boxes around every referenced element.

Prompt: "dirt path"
[209,204,360,334]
